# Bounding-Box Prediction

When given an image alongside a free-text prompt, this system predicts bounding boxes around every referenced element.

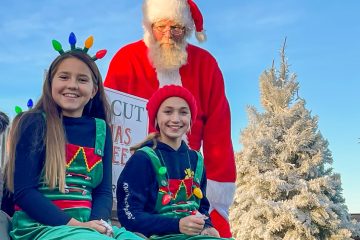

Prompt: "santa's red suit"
[104,40,236,237]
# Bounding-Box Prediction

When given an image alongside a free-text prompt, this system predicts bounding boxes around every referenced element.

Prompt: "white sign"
[105,87,148,199]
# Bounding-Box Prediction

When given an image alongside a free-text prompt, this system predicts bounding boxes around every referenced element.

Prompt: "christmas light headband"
[52,32,107,61]
[14,99,33,115]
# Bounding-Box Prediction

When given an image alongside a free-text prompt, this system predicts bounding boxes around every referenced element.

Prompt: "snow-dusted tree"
[230,42,360,240]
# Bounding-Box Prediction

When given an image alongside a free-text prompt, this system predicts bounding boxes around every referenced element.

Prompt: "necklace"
[156,147,203,205]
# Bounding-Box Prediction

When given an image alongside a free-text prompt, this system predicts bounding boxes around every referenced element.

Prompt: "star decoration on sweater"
[184,168,194,179]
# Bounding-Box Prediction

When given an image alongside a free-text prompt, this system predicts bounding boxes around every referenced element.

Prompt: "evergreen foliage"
[230,42,360,240]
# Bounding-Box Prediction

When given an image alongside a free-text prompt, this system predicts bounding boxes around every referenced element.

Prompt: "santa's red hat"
[142,0,206,43]
[146,85,197,132]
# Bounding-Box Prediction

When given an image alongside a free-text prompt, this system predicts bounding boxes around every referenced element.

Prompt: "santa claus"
[105,0,236,237]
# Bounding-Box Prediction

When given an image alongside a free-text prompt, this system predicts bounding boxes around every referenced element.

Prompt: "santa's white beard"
[147,39,188,86]
[148,39,188,70]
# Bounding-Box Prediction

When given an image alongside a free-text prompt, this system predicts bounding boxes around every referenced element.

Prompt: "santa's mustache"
[148,40,188,70]
[158,38,176,46]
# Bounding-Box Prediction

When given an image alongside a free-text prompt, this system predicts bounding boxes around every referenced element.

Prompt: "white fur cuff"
[207,180,235,220]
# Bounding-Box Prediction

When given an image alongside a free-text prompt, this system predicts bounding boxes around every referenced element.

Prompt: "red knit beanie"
[146,85,197,131]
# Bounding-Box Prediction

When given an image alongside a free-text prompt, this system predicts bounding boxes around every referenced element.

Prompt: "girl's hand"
[179,215,205,236]
[67,218,107,234]
[201,227,220,237]
[100,219,114,237]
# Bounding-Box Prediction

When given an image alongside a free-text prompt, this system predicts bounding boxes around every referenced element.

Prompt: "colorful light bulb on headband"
[52,40,64,54]
[68,32,77,50]
[92,49,107,61]
[52,32,106,62]
[84,36,94,53]
[15,106,22,115]
[27,99,33,109]
[14,99,34,115]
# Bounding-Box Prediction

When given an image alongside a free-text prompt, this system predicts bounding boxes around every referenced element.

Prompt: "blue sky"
[0,1,359,213]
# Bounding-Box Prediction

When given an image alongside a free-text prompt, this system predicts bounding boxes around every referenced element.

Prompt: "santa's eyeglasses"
[152,24,185,36]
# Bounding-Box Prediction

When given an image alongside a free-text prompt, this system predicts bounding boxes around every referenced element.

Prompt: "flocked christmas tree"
[230,42,360,240]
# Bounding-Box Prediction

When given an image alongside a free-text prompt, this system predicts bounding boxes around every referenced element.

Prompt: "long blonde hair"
[6,51,110,193]
[130,132,160,152]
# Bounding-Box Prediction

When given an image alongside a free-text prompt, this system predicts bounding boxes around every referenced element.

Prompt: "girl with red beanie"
[116,85,231,239]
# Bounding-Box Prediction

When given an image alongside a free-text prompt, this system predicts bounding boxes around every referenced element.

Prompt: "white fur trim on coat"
[156,69,182,87]
[206,180,235,220]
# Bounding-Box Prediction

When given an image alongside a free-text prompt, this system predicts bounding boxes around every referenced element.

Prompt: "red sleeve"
[200,56,236,238]
[199,54,236,183]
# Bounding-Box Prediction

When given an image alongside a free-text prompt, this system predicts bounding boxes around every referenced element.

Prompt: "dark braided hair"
[0,111,9,134]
